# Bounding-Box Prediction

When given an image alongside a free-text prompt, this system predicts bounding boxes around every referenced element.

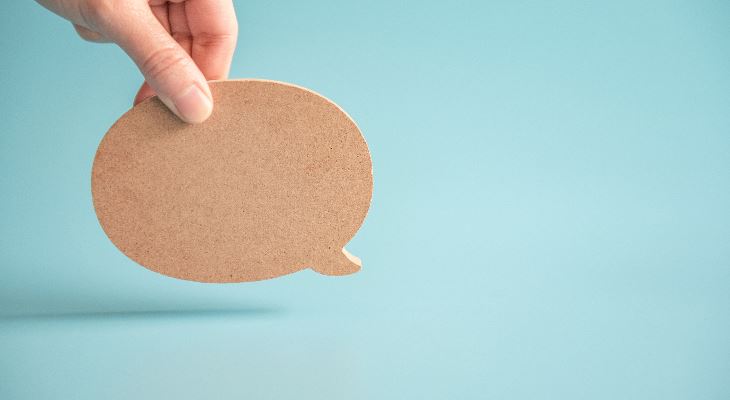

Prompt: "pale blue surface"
[1,1,729,399]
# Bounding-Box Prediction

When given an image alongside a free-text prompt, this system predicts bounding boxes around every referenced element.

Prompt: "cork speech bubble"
[92,80,372,282]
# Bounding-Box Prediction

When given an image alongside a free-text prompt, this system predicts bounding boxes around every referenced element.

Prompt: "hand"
[37,0,238,123]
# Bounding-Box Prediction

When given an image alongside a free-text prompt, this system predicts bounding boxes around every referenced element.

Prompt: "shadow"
[0,280,289,319]
[0,307,283,324]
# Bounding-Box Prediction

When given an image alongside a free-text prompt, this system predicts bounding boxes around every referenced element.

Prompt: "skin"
[36,0,238,123]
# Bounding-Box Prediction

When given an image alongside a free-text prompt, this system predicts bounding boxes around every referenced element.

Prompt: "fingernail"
[174,84,213,123]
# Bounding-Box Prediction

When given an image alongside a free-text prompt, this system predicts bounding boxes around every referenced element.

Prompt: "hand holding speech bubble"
[91,80,372,282]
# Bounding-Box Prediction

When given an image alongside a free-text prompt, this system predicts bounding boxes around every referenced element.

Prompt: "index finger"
[184,0,238,80]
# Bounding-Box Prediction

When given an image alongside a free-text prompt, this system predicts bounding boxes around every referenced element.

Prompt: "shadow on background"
[0,279,287,319]
[0,308,283,325]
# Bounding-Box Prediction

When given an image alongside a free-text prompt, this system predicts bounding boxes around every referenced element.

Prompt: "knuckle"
[171,31,193,44]
[140,46,192,81]
[194,32,238,50]
[74,25,105,42]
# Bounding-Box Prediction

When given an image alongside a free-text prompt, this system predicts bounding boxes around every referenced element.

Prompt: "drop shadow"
[0,307,283,325]
[0,281,287,320]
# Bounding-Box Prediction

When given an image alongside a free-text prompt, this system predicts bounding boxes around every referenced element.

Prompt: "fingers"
[133,3,172,104]
[134,2,193,105]
[133,0,238,109]
[184,0,238,81]
[168,2,192,55]
[103,3,213,123]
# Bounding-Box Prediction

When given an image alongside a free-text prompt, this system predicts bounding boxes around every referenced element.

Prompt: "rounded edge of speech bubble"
[91,79,373,283]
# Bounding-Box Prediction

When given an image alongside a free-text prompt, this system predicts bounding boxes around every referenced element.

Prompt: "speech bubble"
[91,80,372,282]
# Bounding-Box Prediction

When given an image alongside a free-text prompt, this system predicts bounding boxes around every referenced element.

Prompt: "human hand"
[37,0,238,123]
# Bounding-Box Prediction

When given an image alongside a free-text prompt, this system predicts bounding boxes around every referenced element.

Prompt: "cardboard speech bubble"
[91,80,372,282]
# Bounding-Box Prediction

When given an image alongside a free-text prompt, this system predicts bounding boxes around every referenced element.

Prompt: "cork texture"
[91,79,373,282]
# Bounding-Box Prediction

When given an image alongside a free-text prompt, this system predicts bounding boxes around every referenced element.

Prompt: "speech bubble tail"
[312,248,362,276]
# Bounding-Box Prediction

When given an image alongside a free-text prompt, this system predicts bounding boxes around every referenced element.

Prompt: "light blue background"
[1,1,729,399]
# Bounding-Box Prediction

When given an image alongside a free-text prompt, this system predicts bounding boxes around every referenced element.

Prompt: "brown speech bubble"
[92,80,372,282]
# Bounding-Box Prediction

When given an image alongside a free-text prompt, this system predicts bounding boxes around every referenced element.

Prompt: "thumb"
[107,6,213,123]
